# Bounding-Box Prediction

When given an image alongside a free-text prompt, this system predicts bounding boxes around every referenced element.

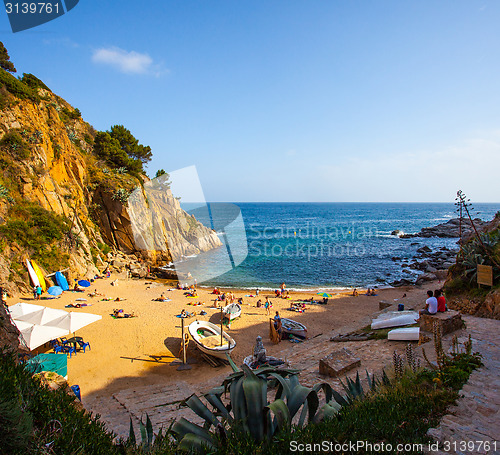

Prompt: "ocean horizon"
[178,202,500,291]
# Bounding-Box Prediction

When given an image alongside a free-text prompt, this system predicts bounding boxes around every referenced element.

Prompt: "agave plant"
[172,358,347,453]
[339,369,389,404]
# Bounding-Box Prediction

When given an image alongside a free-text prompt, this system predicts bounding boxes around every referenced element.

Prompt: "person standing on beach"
[280,282,286,297]
[33,285,38,300]
[274,311,282,341]
[36,285,42,300]
[265,297,272,315]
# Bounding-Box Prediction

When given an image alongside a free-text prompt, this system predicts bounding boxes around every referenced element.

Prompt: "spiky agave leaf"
[172,417,215,445]
[241,365,268,441]
[127,417,136,446]
[177,432,217,453]
[145,414,153,446]
[264,398,291,436]
[184,394,221,430]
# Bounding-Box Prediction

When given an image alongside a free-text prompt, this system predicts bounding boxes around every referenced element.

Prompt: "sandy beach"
[9,274,436,403]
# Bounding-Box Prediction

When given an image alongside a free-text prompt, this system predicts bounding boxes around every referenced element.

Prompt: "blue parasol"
[47,286,63,296]
[78,280,91,288]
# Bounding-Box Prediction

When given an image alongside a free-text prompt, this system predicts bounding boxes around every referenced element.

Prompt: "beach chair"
[50,339,65,354]
[76,339,91,353]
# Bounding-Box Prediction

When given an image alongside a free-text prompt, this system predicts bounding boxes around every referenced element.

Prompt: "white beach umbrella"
[7,302,45,319]
[15,307,69,326]
[47,311,102,333]
[13,321,70,351]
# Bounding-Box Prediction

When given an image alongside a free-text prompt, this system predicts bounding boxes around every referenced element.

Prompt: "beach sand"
[9,274,437,404]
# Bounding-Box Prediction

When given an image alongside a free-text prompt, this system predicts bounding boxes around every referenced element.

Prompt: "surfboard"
[55,271,69,291]
[31,260,47,292]
[26,259,40,288]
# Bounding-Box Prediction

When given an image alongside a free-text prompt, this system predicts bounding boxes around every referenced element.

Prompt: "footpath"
[85,314,500,454]
[426,315,500,455]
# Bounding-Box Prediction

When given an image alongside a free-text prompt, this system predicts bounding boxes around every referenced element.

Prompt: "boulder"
[319,348,361,378]
[418,310,464,335]
[417,246,432,253]
[415,273,437,285]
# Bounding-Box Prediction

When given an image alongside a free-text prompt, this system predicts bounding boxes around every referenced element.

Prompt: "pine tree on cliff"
[109,125,152,169]
[0,42,16,73]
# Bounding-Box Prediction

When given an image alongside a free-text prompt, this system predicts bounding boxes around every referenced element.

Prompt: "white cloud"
[92,46,164,76]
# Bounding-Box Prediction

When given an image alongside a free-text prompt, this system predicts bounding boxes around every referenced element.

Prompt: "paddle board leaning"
[31,260,47,292]
[26,259,40,288]
[55,271,69,291]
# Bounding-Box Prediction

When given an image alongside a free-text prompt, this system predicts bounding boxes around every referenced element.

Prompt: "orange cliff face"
[0,81,221,294]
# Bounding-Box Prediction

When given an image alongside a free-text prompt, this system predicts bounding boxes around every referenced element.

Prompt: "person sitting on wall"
[435,289,447,312]
[419,290,438,316]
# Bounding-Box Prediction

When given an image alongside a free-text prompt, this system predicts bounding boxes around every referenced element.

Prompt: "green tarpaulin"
[26,353,67,378]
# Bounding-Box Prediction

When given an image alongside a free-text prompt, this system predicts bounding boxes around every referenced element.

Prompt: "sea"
[176,203,500,291]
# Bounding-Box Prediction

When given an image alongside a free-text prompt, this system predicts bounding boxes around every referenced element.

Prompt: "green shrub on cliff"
[0,202,70,271]
[19,73,50,92]
[0,69,39,102]
[0,130,30,160]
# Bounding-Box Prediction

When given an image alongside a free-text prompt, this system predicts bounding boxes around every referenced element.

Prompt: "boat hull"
[371,311,418,330]
[188,320,236,359]
[388,327,420,341]
[222,303,242,321]
[281,318,308,339]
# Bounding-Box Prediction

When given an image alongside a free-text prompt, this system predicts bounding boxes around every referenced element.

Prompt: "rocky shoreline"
[392,217,488,239]
[388,217,482,287]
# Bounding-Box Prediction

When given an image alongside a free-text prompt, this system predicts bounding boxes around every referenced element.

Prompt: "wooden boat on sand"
[188,320,236,359]
[222,302,242,321]
[281,318,308,339]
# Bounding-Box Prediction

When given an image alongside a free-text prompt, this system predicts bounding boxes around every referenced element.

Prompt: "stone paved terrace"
[426,315,500,455]
[85,314,500,451]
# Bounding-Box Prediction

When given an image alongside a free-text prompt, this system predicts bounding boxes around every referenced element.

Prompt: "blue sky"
[1,1,500,202]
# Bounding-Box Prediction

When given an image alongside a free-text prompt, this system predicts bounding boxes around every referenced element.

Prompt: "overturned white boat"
[388,327,420,341]
[188,320,236,359]
[222,302,242,321]
[371,311,418,330]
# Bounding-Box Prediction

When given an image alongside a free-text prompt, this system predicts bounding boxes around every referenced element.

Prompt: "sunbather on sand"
[113,309,135,318]
[88,289,103,297]
[153,293,169,302]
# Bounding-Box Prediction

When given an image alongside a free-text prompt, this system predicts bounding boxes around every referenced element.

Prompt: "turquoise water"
[181,202,500,290]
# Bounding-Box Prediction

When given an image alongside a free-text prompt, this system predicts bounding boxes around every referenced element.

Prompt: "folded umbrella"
[48,286,63,296]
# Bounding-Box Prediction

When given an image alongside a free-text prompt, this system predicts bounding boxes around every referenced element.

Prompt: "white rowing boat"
[188,320,236,359]
[387,327,420,341]
[371,311,418,330]
[222,303,242,321]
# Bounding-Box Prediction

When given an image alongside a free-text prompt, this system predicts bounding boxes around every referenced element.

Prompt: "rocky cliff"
[0,70,221,295]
